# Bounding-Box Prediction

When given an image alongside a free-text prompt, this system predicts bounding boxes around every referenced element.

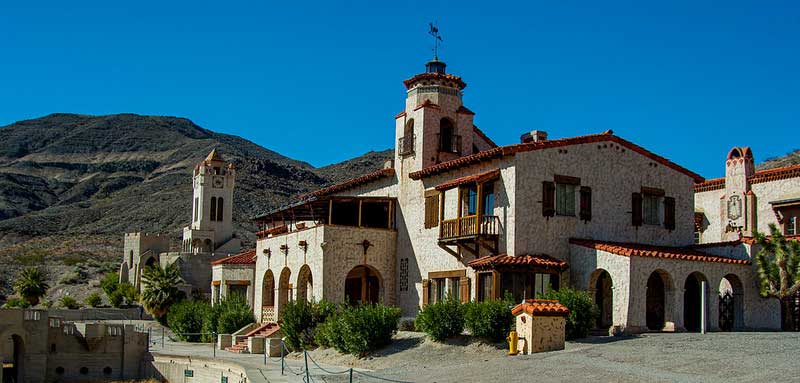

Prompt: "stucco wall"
[515,142,697,265]
[212,264,256,307]
[254,224,397,321]
[569,245,632,330]
[515,313,566,354]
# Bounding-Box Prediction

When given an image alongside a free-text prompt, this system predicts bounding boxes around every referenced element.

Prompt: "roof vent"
[521,130,548,143]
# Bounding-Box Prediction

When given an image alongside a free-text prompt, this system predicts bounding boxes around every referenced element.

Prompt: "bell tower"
[721,147,756,241]
[183,149,236,253]
[395,58,475,172]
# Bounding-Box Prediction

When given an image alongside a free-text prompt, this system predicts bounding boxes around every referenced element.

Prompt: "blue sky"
[1,1,797,178]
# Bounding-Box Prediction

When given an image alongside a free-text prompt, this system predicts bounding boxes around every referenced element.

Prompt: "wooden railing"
[261,305,276,323]
[439,215,500,240]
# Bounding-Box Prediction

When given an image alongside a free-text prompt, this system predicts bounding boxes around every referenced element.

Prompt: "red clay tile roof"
[695,163,800,193]
[434,169,500,191]
[210,249,256,266]
[738,234,800,245]
[468,253,569,271]
[403,72,467,90]
[511,299,570,317]
[569,238,750,265]
[408,131,703,182]
[472,125,498,148]
[413,99,440,111]
[300,168,395,199]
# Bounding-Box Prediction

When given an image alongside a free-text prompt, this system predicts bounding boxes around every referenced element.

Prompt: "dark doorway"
[646,272,666,331]
[345,265,381,304]
[595,270,613,329]
[684,273,703,332]
[3,335,24,383]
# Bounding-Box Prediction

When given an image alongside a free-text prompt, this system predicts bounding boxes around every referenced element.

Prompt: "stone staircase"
[224,322,281,354]
[225,338,250,353]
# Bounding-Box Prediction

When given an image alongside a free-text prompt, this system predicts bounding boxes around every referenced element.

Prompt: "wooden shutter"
[664,196,676,230]
[542,181,555,217]
[579,186,592,222]
[459,277,470,304]
[424,193,440,229]
[632,192,643,227]
[421,279,430,306]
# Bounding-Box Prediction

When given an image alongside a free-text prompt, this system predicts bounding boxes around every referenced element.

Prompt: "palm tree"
[754,224,800,330]
[140,263,185,319]
[13,267,49,306]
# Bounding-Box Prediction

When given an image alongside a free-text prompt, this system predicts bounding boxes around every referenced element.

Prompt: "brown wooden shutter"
[664,196,676,230]
[421,279,430,306]
[542,181,555,217]
[424,194,440,229]
[459,277,470,304]
[632,192,643,227]
[579,186,592,222]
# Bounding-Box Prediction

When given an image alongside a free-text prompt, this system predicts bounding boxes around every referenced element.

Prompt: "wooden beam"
[439,191,445,238]
[358,199,363,227]
[328,199,333,225]
[438,243,460,258]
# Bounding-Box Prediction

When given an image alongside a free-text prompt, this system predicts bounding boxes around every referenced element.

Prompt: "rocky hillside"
[757,149,800,171]
[0,113,392,302]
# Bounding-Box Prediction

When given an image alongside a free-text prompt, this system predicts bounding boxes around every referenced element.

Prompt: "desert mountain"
[0,113,391,300]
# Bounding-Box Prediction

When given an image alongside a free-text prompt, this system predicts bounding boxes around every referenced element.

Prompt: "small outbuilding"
[511,299,570,354]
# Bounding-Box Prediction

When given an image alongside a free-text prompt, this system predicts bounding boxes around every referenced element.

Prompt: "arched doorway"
[278,267,292,316]
[261,270,275,322]
[204,239,213,252]
[646,270,672,331]
[345,265,382,304]
[144,256,157,268]
[590,269,613,330]
[684,272,707,332]
[296,265,313,303]
[262,270,275,307]
[719,274,744,331]
[119,262,129,283]
[3,334,24,383]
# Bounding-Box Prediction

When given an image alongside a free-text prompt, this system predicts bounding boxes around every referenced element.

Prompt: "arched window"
[210,197,217,221]
[439,118,456,153]
[217,197,224,222]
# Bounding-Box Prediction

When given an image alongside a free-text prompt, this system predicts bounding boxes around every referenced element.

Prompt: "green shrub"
[61,254,85,266]
[463,299,514,342]
[59,296,81,309]
[539,287,598,340]
[118,282,138,305]
[415,298,464,342]
[316,304,401,356]
[199,294,254,341]
[100,272,120,297]
[2,298,31,308]
[281,300,337,350]
[167,300,212,342]
[108,290,125,308]
[85,293,102,308]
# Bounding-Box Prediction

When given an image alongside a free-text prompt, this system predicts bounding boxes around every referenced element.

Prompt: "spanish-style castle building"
[208,57,785,336]
[120,150,240,296]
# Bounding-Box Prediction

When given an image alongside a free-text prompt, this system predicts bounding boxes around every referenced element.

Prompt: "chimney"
[521,130,548,143]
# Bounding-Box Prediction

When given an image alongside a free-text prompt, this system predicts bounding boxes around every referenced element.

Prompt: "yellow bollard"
[507,330,519,355]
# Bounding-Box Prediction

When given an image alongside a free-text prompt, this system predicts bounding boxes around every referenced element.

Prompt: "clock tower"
[721,147,756,241]
[183,149,236,253]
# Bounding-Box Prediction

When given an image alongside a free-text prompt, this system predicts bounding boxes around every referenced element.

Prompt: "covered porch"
[468,253,568,302]
[436,169,502,257]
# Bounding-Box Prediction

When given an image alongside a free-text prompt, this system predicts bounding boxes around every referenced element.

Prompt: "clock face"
[212,176,224,188]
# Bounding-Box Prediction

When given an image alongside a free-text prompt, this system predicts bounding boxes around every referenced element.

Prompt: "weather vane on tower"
[429,22,443,60]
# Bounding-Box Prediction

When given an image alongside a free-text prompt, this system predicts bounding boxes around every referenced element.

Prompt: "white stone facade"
[229,60,782,333]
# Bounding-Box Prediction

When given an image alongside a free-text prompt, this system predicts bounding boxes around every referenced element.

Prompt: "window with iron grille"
[399,258,409,292]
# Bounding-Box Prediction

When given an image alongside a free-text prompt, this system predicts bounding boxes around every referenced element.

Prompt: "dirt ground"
[291,331,800,383]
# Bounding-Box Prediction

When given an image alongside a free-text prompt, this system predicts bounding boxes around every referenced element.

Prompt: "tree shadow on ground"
[368,333,425,357]
[571,334,640,345]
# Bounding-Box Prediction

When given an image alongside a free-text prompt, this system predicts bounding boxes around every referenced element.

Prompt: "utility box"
[511,299,569,354]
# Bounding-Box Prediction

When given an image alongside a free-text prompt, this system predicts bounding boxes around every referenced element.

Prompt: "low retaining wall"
[142,354,250,383]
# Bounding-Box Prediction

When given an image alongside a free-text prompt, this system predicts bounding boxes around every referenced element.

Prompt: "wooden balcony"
[439,215,500,240]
